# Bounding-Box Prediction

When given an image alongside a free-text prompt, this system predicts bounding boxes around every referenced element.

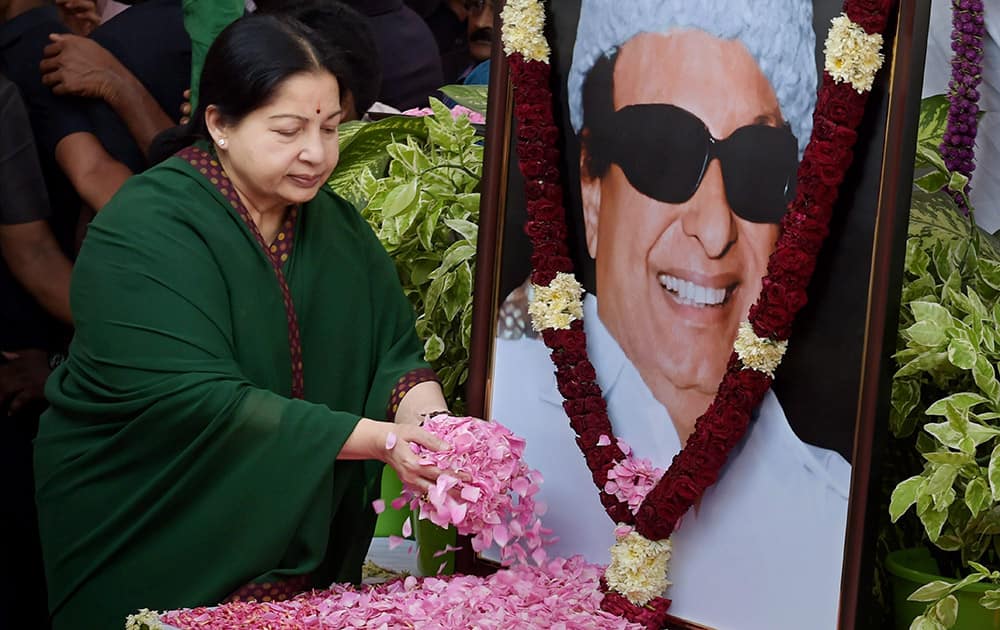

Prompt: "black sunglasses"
[587,103,799,224]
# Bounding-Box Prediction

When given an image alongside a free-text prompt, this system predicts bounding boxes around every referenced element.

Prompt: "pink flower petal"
[402,517,412,538]
[372,499,386,514]
[597,434,611,446]
[385,432,397,449]
[493,523,510,547]
[390,496,408,510]
[460,485,481,502]
[387,535,405,550]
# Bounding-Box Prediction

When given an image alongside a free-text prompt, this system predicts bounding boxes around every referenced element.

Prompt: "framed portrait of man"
[464,1,931,628]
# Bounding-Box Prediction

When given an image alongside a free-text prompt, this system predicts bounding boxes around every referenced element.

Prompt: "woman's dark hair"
[257,0,382,117]
[149,14,349,164]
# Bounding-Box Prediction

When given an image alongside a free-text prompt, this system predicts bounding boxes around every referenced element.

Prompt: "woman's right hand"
[341,418,450,493]
[379,422,451,494]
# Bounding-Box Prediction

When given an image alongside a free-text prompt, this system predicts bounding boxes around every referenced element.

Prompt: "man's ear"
[579,132,601,260]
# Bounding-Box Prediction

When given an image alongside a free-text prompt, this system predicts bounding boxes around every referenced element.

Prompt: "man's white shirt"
[491,294,851,630]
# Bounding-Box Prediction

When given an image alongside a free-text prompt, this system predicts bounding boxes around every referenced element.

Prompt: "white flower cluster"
[733,321,789,378]
[499,0,551,63]
[605,529,672,606]
[824,13,885,93]
[529,272,584,332]
[125,608,162,630]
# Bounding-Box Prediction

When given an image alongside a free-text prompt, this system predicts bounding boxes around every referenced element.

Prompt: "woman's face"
[211,71,342,213]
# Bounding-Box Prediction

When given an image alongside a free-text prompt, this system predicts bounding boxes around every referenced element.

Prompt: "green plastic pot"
[886,548,1000,629]
[415,519,457,576]
[373,465,409,538]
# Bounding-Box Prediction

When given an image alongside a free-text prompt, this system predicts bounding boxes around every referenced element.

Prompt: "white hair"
[567,0,817,157]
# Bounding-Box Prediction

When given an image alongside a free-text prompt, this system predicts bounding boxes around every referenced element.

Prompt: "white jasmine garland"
[125,609,162,630]
[605,529,672,606]
[499,0,551,63]
[824,13,885,93]
[733,321,788,377]
[529,272,585,332]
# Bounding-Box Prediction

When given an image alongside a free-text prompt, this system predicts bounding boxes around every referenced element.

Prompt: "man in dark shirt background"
[0,73,74,630]
[343,0,443,111]
[1,0,190,212]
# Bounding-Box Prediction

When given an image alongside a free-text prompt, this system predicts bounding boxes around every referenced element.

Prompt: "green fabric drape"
[182,0,245,111]
[34,146,429,629]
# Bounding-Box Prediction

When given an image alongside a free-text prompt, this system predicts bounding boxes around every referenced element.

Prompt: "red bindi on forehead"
[316,104,321,114]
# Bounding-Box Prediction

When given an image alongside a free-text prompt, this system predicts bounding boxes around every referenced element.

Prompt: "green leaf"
[967,423,1000,446]
[439,84,489,116]
[932,595,958,627]
[896,352,950,378]
[918,502,950,541]
[917,94,951,149]
[443,218,479,243]
[925,422,965,450]
[424,333,445,362]
[948,171,970,193]
[923,452,974,466]
[433,242,476,277]
[906,321,948,347]
[891,379,922,436]
[979,590,1000,610]
[980,259,1000,290]
[890,475,924,522]
[915,170,950,194]
[911,301,953,327]
[947,337,977,370]
[328,115,429,195]
[908,580,956,602]
[906,239,933,276]
[965,477,991,517]
[989,442,1000,501]
[381,180,418,218]
[927,464,960,510]
[916,144,949,174]
[926,393,989,415]
[417,204,444,251]
[909,615,947,630]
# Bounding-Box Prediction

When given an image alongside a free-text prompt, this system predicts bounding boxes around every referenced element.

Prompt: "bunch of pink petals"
[400,104,486,125]
[160,557,643,630]
[401,415,551,565]
[600,437,665,515]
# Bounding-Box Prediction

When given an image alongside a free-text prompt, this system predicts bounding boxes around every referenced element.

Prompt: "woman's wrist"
[340,417,390,462]
[417,409,450,425]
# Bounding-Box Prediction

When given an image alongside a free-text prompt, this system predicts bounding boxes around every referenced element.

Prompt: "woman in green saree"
[34,14,453,629]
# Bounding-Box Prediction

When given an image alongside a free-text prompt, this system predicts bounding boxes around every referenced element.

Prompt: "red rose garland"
[505,0,896,625]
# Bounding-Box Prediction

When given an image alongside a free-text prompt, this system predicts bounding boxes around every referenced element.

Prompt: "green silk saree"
[34,146,429,629]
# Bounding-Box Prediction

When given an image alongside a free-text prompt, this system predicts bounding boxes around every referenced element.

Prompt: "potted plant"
[886,92,1000,629]
[329,94,487,575]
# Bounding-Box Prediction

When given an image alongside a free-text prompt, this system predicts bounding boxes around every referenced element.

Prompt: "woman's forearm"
[394,380,449,425]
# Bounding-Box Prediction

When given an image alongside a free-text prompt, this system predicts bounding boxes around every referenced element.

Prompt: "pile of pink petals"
[600,437,665,515]
[399,415,551,565]
[160,557,644,630]
[401,104,486,125]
